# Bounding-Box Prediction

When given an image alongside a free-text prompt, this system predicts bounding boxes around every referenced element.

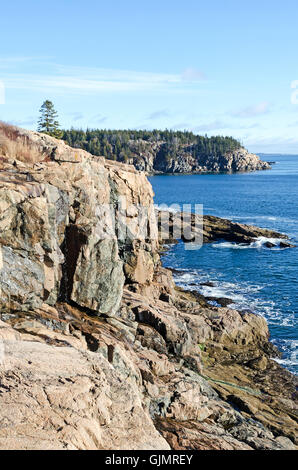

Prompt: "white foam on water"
[173,271,198,284]
[212,241,249,250]
[173,270,266,306]
[228,215,295,224]
[272,339,298,371]
[170,263,297,373]
[173,267,297,327]
[199,284,246,303]
[212,237,290,250]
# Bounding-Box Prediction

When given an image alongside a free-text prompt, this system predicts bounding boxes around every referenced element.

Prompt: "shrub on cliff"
[0,121,42,163]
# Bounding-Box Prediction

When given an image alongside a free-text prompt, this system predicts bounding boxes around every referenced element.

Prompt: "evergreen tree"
[60,128,241,163]
[38,100,62,138]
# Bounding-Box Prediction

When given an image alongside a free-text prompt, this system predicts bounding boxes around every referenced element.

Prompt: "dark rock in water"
[157,209,291,247]
[206,297,234,307]
[201,282,216,287]
[264,241,276,248]
[262,240,295,249]
[280,241,296,249]
[168,267,188,275]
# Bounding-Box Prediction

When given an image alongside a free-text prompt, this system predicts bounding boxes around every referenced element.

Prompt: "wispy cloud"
[92,114,107,124]
[146,109,170,120]
[192,121,261,133]
[171,122,191,130]
[0,60,206,96]
[181,67,206,81]
[0,57,42,68]
[232,101,271,118]
[10,116,37,126]
[0,57,55,73]
[69,112,84,121]
[193,120,227,132]
[245,135,298,153]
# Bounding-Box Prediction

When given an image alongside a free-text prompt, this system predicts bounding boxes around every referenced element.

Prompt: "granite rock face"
[124,142,270,174]
[0,292,296,451]
[0,125,297,450]
[0,124,158,315]
[0,319,169,450]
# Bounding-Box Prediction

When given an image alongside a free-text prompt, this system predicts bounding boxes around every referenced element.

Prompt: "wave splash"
[212,236,289,250]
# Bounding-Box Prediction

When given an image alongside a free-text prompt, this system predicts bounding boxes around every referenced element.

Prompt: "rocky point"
[0,124,296,450]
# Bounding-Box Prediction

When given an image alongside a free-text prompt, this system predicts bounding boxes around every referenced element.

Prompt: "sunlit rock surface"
[0,125,296,450]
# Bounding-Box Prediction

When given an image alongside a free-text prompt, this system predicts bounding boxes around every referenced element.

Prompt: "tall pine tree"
[38,100,62,139]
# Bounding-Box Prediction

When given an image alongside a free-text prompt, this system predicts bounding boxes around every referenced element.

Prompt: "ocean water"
[149,155,298,375]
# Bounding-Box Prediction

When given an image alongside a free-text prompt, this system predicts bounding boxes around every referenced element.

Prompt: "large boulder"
[0,125,159,316]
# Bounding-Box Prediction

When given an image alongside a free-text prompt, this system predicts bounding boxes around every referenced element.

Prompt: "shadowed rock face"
[0,127,297,450]
[125,144,271,174]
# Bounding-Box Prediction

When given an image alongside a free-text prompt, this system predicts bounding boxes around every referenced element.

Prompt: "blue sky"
[1,0,298,153]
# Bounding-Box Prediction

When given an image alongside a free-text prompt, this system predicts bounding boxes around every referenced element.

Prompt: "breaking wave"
[212,237,290,250]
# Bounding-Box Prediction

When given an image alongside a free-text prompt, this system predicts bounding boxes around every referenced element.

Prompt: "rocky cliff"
[62,129,271,175]
[125,144,271,174]
[0,124,296,450]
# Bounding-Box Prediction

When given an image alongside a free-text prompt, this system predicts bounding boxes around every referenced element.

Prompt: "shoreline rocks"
[0,126,297,450]
[124,144,271,175]
[157,210,295,247]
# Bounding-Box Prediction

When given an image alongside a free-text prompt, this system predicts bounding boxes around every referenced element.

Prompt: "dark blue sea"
[149,155,298,375]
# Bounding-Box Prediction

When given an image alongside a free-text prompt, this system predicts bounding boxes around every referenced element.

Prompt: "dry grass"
[0,121,43,163]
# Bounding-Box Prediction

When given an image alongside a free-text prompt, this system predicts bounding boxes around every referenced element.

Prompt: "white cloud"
[193,120,227,132]
[92,114,107,124]
[69,112,84,121]
[181,67,206,81]
[0,60,206,96]
[146,109,170,120]
[232,101,271,118]
[191,121,261,134]
[5,75,164,93]
[246,135,298,154]
[171,122,191,130]
[0,57,41,68]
